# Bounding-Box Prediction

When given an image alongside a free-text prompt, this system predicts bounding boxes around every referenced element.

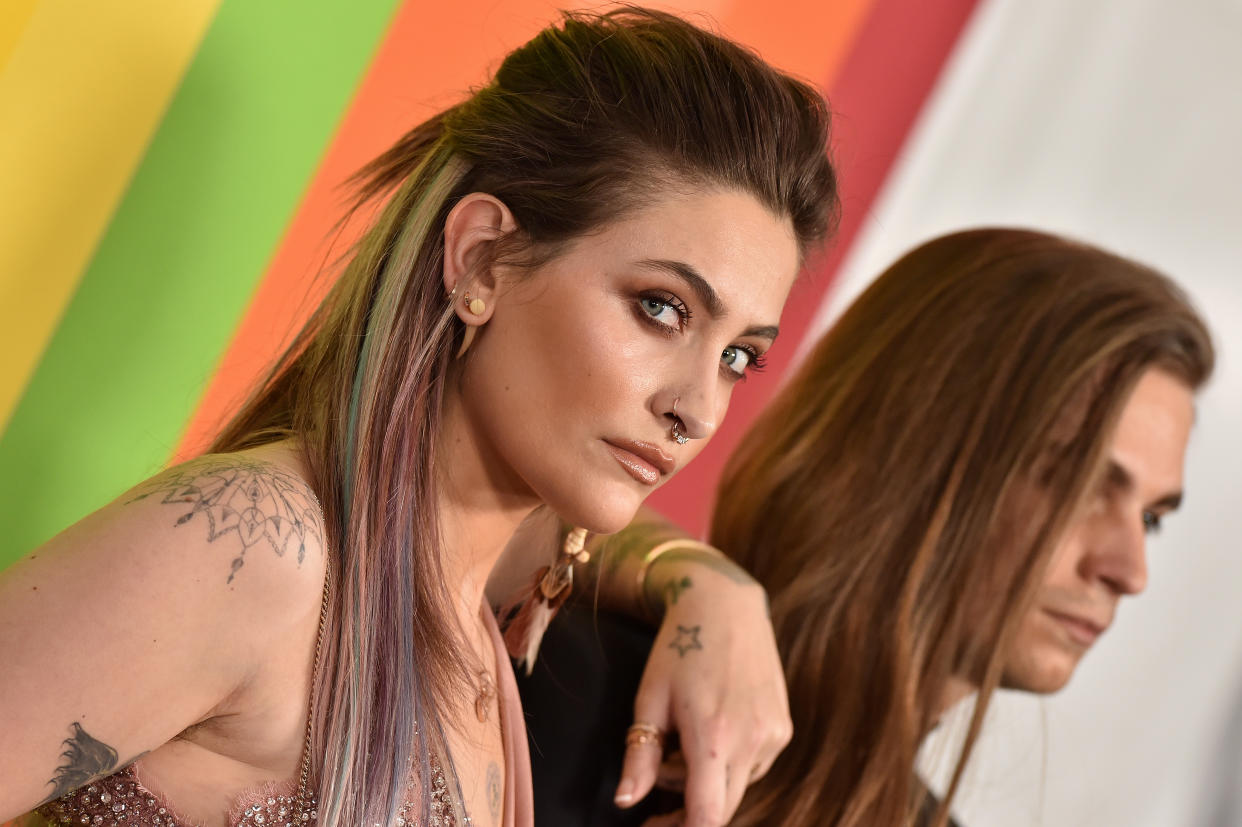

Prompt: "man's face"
[1002,367,1196,693]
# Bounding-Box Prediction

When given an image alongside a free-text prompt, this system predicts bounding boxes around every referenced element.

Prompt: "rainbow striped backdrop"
[0,0,979,567]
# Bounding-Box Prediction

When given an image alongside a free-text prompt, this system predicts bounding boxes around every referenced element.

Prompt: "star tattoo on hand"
[668,624,703,657]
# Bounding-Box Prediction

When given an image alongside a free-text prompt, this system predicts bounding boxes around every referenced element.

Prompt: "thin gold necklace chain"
[293,554,330,820]
[289,571,496,820]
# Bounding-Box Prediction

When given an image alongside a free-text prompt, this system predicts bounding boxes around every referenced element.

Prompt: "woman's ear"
[442,192,517,326]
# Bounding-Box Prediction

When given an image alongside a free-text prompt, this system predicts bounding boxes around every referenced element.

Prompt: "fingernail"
[614,778,634,806]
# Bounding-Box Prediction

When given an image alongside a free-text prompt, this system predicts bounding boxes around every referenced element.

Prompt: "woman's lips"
[1044,609,1107,647]
[604,439,674,486]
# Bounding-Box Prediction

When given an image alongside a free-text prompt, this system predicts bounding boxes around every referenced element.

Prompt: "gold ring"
[625,722,665,749]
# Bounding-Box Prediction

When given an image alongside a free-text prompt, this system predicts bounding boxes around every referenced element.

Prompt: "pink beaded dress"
[22,607,533,827]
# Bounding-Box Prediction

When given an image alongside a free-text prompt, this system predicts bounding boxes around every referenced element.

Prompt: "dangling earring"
[455,292,487,358]
[499,526,590,674]
[457,326,478,358]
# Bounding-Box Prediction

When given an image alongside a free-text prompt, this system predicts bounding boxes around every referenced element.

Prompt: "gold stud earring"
[456,293,485,359]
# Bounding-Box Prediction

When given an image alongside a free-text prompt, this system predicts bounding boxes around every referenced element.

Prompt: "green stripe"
[0,0,400,566]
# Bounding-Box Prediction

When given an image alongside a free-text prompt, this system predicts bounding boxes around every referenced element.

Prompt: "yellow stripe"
[0,0,40,75]
[0,0,222,434]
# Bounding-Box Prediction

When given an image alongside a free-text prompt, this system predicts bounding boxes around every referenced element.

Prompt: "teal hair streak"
[327,145,467,824]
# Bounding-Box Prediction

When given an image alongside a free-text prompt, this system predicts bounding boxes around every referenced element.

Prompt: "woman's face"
[460,187,800,533]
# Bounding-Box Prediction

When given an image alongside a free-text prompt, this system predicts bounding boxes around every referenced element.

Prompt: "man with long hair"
[510,227,1214,827]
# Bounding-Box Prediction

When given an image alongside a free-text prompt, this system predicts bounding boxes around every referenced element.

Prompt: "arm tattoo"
[591,517,757,589]
[41,722,119,802]
[127,457,323,583]
[648,547,756,586]
[486,761,503,825]
[668,624,704,657]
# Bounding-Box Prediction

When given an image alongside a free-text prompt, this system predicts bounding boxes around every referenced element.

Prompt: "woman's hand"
[499,507,793,826]
[615,558,791,827]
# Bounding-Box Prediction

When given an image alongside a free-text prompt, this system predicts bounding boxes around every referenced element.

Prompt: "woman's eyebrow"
[741,324,780,341]
[637,258,724,317]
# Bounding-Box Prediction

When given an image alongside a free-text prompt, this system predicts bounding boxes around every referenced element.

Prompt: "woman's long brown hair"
[208,8,838,825]
[715,228,1213,827]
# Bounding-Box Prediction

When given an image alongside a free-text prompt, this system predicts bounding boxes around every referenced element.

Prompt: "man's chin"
[1000,651,1080,695]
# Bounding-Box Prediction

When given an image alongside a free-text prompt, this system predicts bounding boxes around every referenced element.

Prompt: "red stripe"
[646,0,984,535]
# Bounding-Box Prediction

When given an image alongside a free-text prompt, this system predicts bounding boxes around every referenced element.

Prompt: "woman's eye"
[638,296,685,330]
[721,345,753,376]
[1142,511,1162,535]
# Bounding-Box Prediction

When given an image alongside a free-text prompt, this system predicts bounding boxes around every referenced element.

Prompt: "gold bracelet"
[635,539,727,598]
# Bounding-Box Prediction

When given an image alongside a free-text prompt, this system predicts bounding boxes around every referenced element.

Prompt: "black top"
[513,601,678,825]
[514,601,963,827]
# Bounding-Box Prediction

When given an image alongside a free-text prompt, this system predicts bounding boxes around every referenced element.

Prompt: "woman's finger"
[678,713,729,827]
[718,721,787,817]
[722,756,750,821]
[615,686,671,809]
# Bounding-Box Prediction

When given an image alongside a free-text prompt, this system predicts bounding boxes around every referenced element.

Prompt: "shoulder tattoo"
[127,457,323,584]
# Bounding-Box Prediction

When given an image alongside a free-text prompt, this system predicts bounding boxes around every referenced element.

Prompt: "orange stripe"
[174,0,878,459]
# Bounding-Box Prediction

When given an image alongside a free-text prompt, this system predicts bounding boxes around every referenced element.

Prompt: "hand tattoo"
[42,722,118,802]
[668,624,704,657]
[486,761,503,825]
[128,457,323,583]
[663,575,693,606]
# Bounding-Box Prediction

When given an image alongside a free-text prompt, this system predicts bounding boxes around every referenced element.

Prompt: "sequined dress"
[25,606,534,827]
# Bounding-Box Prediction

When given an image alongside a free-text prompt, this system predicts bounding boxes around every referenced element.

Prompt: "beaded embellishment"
[34,766,316,826]
[32,754,469,827]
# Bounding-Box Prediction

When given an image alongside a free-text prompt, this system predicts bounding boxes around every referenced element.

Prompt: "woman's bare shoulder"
[121,446,328,599]
[0,444,328,819]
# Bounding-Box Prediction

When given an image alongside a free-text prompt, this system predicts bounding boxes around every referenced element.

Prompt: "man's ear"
[442,192,517,326]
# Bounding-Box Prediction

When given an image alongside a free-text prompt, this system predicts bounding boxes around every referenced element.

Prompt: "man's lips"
[604,439,675,486]
[1044,608,1109,647]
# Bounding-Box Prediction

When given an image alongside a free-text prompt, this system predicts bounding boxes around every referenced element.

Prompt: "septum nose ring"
[671,399,689,445]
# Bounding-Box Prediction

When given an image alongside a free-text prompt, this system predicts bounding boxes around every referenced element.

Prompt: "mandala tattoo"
[43,722,119,801]
[486,761,503,825]
[128,457,323,583]
[668,624,704,657]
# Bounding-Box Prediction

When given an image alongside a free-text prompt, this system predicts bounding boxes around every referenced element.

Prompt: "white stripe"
[808,0,1242,824]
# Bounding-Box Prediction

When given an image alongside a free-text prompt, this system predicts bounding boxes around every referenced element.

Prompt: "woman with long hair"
[516,227,1214,826]
[0,8,837,827]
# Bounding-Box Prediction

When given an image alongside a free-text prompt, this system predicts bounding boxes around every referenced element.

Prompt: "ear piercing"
[455,291,486,358]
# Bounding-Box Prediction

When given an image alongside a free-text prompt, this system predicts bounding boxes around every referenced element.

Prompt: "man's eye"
[1142,511,1162,535]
